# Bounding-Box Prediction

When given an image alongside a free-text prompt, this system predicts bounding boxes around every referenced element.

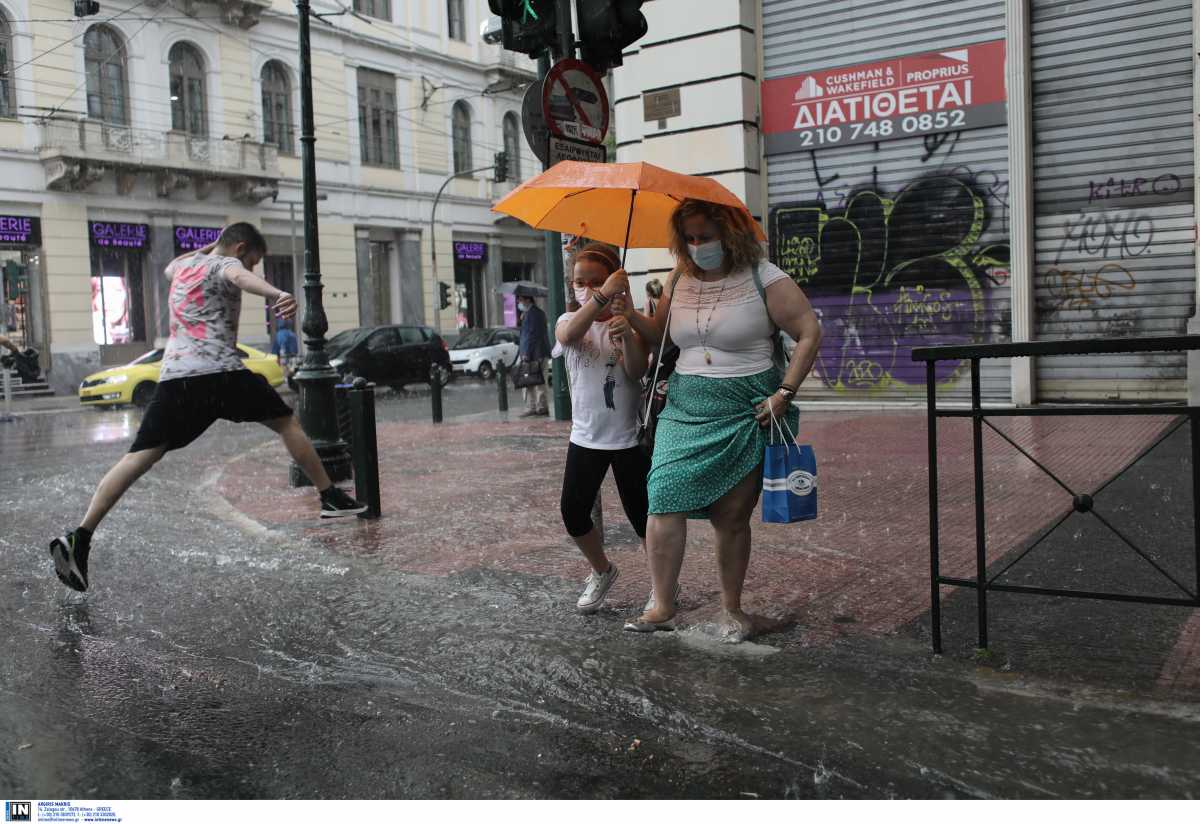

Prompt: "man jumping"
[49,222,366,593]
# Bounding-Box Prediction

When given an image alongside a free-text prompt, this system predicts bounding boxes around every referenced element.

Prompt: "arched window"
[169,42,207,137]
[502,112,521,182]
[84,25,129,125]
[261,61,293,154]
[452,101,472,175]
[0,12,14,118]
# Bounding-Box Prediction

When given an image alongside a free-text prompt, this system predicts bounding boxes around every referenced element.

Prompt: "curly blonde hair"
[669,199,763,278]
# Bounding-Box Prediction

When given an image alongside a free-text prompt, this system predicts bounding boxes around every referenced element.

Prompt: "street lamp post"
[289,0,351,487]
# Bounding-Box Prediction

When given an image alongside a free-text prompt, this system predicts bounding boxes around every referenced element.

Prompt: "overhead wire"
[7,0,154,76]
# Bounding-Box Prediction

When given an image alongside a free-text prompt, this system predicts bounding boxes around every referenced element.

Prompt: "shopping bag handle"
[768,403,800,447]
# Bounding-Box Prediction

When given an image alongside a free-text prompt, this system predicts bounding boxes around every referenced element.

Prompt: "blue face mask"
[688,240,725,272]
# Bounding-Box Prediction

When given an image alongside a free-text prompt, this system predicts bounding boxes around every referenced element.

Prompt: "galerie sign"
[0,216,41,246]
[89,221,149,249]
[762,40,1006,155]
[174,225,221,252]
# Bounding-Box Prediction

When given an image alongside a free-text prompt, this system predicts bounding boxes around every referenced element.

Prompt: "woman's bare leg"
[641,513,686,622]
[708,468,763,639]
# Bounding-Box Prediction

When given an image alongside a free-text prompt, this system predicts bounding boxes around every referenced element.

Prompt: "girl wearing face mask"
[622,199,823,638]
[553,243,652,615]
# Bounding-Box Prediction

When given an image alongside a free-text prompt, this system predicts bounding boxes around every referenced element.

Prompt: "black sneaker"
[49,529,90,592]
[320,486,368,519]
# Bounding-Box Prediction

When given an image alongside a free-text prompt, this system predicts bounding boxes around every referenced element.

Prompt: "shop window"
[353,0,390,21]
[452,101,472,175]
[261,61,294,155]
[502,112,521,181]
[90,249,146,346]
[0,13,14,118]
[447,0,465,41]
[357,68,398,168]
[84,25,129,125]
[169,42,208,137]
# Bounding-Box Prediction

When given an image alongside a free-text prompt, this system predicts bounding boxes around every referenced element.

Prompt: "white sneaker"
[577,563,620,614]
[643,581,681,613]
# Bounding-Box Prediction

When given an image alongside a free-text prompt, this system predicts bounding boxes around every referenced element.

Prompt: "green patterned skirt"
[647,367,798,517]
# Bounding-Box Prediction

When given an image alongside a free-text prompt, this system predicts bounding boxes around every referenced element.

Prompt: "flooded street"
[3,390,1200,798]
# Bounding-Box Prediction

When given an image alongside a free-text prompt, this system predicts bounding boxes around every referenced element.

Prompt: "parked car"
[78,344,284,408]
[449,327,520,380]
[327,324,453,390]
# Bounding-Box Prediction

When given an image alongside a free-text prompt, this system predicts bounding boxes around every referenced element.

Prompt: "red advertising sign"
[762,40,1006,155]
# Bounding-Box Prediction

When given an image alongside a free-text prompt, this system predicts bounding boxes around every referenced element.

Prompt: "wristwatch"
[775,386,797,402]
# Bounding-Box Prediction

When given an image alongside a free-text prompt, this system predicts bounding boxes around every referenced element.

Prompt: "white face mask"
[688,239,725,271]
[573,286,592,305]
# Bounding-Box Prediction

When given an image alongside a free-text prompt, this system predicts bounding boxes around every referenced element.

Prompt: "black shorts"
[130,370,293,454]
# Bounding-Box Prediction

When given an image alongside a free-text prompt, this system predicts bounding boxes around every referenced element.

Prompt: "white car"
[449,327,520,380]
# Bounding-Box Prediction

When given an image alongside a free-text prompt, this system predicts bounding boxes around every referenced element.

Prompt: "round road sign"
[541,58,610,145]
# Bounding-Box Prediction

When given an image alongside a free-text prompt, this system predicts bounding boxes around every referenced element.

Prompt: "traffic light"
[439,281,452,310]
[493,151,509,183]
[487,0,557,57]
[576,0,648,73]
[74,0,100,16]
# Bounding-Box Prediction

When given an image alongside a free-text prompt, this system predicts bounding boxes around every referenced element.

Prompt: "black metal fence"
[912,335,1200,653]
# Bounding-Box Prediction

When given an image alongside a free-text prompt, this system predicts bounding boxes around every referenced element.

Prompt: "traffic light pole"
[541,2,574,422]
[290,0,351,487]
[539,51,571,423]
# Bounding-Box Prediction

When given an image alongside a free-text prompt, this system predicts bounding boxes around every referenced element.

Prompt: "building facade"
[612,0,1199,404]
[0,0,542,395]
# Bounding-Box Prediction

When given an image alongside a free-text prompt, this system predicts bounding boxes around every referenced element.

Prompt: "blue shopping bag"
[762,414,817,524]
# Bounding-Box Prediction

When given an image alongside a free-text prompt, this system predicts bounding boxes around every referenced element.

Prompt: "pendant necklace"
[695,276,726,365]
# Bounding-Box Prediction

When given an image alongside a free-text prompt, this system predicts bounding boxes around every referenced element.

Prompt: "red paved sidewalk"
[219,409,1200,691]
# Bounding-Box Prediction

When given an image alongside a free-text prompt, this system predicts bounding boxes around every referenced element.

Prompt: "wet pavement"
[3,384,1200,798]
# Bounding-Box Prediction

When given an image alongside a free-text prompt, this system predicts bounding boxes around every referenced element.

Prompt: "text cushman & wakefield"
[761,40,1007,154]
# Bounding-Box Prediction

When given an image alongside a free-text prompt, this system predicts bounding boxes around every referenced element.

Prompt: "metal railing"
[913,335,1200,653]
[38,119,280,178]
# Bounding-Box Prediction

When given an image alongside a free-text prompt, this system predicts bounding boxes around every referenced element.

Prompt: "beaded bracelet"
[592,292,611,307]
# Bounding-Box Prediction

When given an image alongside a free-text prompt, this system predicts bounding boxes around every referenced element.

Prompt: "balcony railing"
[38,120,280,197]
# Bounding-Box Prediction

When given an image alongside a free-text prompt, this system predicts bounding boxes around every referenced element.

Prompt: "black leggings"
[560,443,650,539]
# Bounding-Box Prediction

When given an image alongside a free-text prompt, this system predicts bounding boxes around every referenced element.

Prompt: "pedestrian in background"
[553,243,650,615]
[622,199,822,639]
[518,293,551,417]
[645,278,663,317]
[272,318,299,383]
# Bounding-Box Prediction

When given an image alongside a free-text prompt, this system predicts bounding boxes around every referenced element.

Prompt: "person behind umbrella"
[518,290,552,417]
[644,278,663,317]
[622,198,822,639]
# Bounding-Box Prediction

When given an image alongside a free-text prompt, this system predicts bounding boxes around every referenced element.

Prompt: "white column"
[1006,0,1036,406]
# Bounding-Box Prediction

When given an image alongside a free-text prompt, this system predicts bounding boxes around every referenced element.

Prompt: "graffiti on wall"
[772,153,1009,392]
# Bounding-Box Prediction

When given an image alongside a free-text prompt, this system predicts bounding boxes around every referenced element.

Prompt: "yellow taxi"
[79,344,286,408]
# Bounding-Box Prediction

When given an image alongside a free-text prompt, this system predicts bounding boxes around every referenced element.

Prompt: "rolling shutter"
[763,0,1012,403]
[1032,0,1195,401]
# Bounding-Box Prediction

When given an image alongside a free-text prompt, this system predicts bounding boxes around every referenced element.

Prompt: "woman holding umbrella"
[622,198,822,639]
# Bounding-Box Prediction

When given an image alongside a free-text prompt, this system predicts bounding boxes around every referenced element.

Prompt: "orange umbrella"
[492,160,765,262]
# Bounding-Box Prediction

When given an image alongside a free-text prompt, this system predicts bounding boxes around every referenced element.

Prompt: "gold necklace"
[694,276,726,365]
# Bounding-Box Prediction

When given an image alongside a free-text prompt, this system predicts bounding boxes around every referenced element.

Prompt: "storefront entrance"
[89,221,151,365]
[0,215,44,350]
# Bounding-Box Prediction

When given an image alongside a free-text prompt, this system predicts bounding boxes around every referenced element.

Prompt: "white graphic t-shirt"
[553,313,640,450]
[159,252,245,381]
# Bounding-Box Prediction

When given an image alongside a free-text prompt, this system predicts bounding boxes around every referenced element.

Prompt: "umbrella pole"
[620,190,636,269]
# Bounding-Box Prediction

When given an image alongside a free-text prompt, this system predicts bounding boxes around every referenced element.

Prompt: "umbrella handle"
[621,190,636,269]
